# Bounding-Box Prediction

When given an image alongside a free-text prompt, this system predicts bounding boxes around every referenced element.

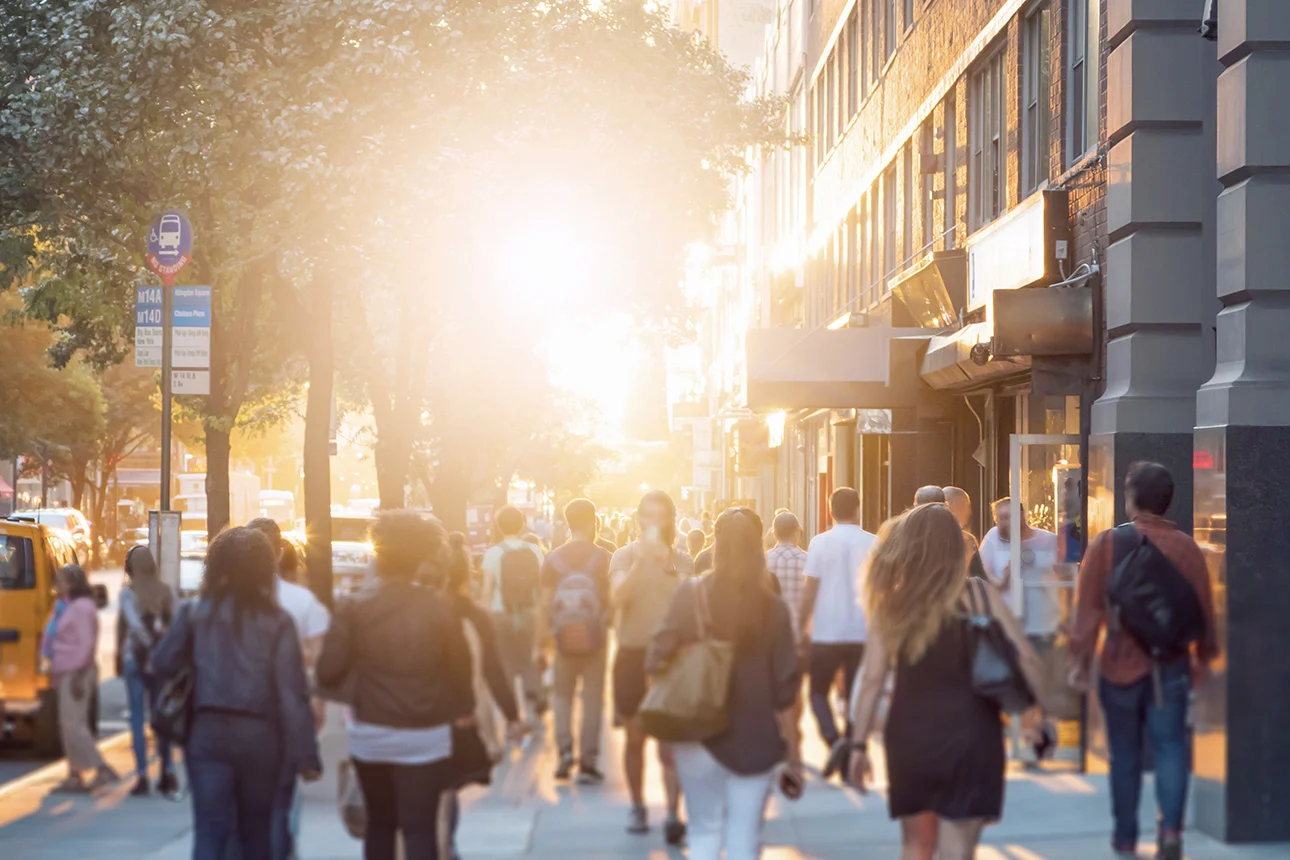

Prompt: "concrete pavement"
[2,698,1289,860]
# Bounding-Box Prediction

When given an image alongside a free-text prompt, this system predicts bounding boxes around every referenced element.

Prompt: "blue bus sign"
[145,211,193,285]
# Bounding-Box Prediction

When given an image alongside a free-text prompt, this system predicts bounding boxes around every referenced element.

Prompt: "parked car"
[331,515,374,597]
[9,508,93,564]
[0,517,107,757]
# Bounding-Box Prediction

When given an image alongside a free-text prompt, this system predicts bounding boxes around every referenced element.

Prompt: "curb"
[0,730,131,801]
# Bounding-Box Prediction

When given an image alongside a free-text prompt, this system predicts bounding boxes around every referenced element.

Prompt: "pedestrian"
[685,528,707,560]
[594,515,618,554]
[278,534,305,584]
[480,506,547,722]
[648,508,801,860]
[795,487,876,778]
[316,510,473,860]
[611,489,692,843]
[701,511,714,536]
[912,485,946,506]
[152,527,320,860]
[978,499,1060,661]
[1068,462,1217,860]
[540,498,612,785]
[764,511,808,760]
[247,517,331,860]
[49,563,119,792]
[431,532,524,860]
[119,546,177,797]
[943,486,990,580]
[845,504,1046,860]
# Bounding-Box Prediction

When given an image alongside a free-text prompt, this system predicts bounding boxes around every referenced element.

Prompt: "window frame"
[883,162,898,292]
[968,47,1007,231]
[1066,0,1099,164]
[945,94,957,248]
[1022,2,1052,195]
[921,118,936,250]
[902,141,914,264]
[885,0,897,62]
[848,9,860,116]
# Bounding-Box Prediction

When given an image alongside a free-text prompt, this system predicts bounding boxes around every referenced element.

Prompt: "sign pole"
[160,279,173,511]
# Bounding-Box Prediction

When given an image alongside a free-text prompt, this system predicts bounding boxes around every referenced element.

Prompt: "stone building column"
[1089,1,1219,535]
[1192,0,1290,843]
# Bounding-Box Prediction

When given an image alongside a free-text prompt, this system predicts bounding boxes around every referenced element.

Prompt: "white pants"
[674,742,774,860]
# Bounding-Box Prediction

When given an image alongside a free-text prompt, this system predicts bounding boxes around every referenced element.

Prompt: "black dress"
[883,616,1005,820]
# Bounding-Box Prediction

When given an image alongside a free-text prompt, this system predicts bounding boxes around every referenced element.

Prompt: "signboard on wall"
[967,189,1070,311]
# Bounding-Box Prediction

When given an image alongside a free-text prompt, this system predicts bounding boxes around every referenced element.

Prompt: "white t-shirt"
[276,578,331,647]
[804,524,877,643]
[347,716,452,765]
[480,538,546,613]
[978,527,1060,636]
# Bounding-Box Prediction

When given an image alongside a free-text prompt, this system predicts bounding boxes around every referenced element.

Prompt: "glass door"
[1009,433,1083,766]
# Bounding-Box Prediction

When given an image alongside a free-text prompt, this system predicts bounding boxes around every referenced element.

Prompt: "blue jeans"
[188,711,283,860]
[124,656,172,779]
[270,776,299,860]
[1099,659,1192,847]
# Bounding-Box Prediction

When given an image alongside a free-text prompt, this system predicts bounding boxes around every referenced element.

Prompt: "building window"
[885,0,897,62]
[826,54,836,151]
[1022,2,1051,194]
[870,0,881,84]
[868,188,880,303]
[944,94,956,248]
[847,206,858,310]
[969,48,1007,230]
[813,83,823,167]
[902,141,913,264]
[904,0,914,31]
[921,119,936,249]
[836,49,846,137]
[883,163,897,290]
[1067,0,1099,163]
[848,9,860,116]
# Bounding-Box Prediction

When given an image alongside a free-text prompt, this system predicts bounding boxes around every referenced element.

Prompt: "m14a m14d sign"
[135,285,212,395]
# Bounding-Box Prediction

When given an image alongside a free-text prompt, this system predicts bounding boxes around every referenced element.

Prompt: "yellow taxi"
[0,517,104,756]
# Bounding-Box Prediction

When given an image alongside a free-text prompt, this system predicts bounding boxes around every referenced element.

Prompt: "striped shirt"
[766,542,808,638]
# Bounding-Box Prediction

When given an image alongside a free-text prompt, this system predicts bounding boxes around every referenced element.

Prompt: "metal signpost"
[141,211,195,529]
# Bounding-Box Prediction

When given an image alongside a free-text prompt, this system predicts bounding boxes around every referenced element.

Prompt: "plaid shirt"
[766,542,809,638]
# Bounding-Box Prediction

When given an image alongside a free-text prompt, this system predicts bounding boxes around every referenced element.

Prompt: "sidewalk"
[2,704,1288,860]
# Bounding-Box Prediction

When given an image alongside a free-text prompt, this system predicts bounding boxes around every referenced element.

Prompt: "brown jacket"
[1069,514,1218,685]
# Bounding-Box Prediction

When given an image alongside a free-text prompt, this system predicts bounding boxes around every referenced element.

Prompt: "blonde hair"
[864,503,967,664]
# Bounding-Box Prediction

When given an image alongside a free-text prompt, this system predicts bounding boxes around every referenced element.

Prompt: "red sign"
[1194,450,1215,470]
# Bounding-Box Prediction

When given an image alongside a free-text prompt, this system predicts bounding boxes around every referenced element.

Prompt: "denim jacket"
[152,597,321,774]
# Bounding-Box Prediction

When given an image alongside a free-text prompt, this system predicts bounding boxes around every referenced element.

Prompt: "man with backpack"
[540,498,612,784]
[482,505,548,723]
[1068,462,1217,860]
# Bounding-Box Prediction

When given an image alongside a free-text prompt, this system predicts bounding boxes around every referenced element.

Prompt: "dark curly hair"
[370,510,445,581]
[201,527,278,618]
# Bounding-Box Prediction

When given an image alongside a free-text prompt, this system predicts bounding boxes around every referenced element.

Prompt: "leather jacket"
[151,597,321,773]
[317,579,474,730]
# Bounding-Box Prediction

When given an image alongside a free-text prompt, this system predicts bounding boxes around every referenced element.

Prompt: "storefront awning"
[919,323,1031,391]
[745,327,935,411]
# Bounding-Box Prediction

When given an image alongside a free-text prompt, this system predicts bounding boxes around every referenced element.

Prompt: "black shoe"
[157,772,180,799]
[130,777,150,797]
[576,764,604,785]
[555,753,575,781]
[1157,832,1182,860]
[664,817,686,846]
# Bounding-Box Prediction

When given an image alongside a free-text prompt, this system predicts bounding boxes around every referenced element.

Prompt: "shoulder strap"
[1112,523,1141,567]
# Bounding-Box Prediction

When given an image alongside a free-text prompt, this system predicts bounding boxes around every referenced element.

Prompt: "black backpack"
[498,545,541,613]
[1106,524,1205,660]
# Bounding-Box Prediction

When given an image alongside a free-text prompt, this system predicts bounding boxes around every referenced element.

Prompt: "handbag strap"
[963,577,990,620]
[691,579,711,640]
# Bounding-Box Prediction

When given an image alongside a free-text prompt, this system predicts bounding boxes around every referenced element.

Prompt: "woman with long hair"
[152,527,320,860]
[120,546,177,796]
[647,508,801,860]
[317,510,474,860]
[844,504,1046,860]
[49,563,118,792]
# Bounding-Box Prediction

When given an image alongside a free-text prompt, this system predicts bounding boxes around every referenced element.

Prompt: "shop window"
[969,47,1007,230]
[1022,2,1051,194]
[1067,0,1099,164]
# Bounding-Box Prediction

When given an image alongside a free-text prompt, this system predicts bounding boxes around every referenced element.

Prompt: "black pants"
[807,642,865,745]
[353,758,453,860]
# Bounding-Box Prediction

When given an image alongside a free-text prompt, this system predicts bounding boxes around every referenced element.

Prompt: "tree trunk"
[428,444,471,532]
[374,424,412,511]
[303,275,334,606]
[205,422,231,534]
